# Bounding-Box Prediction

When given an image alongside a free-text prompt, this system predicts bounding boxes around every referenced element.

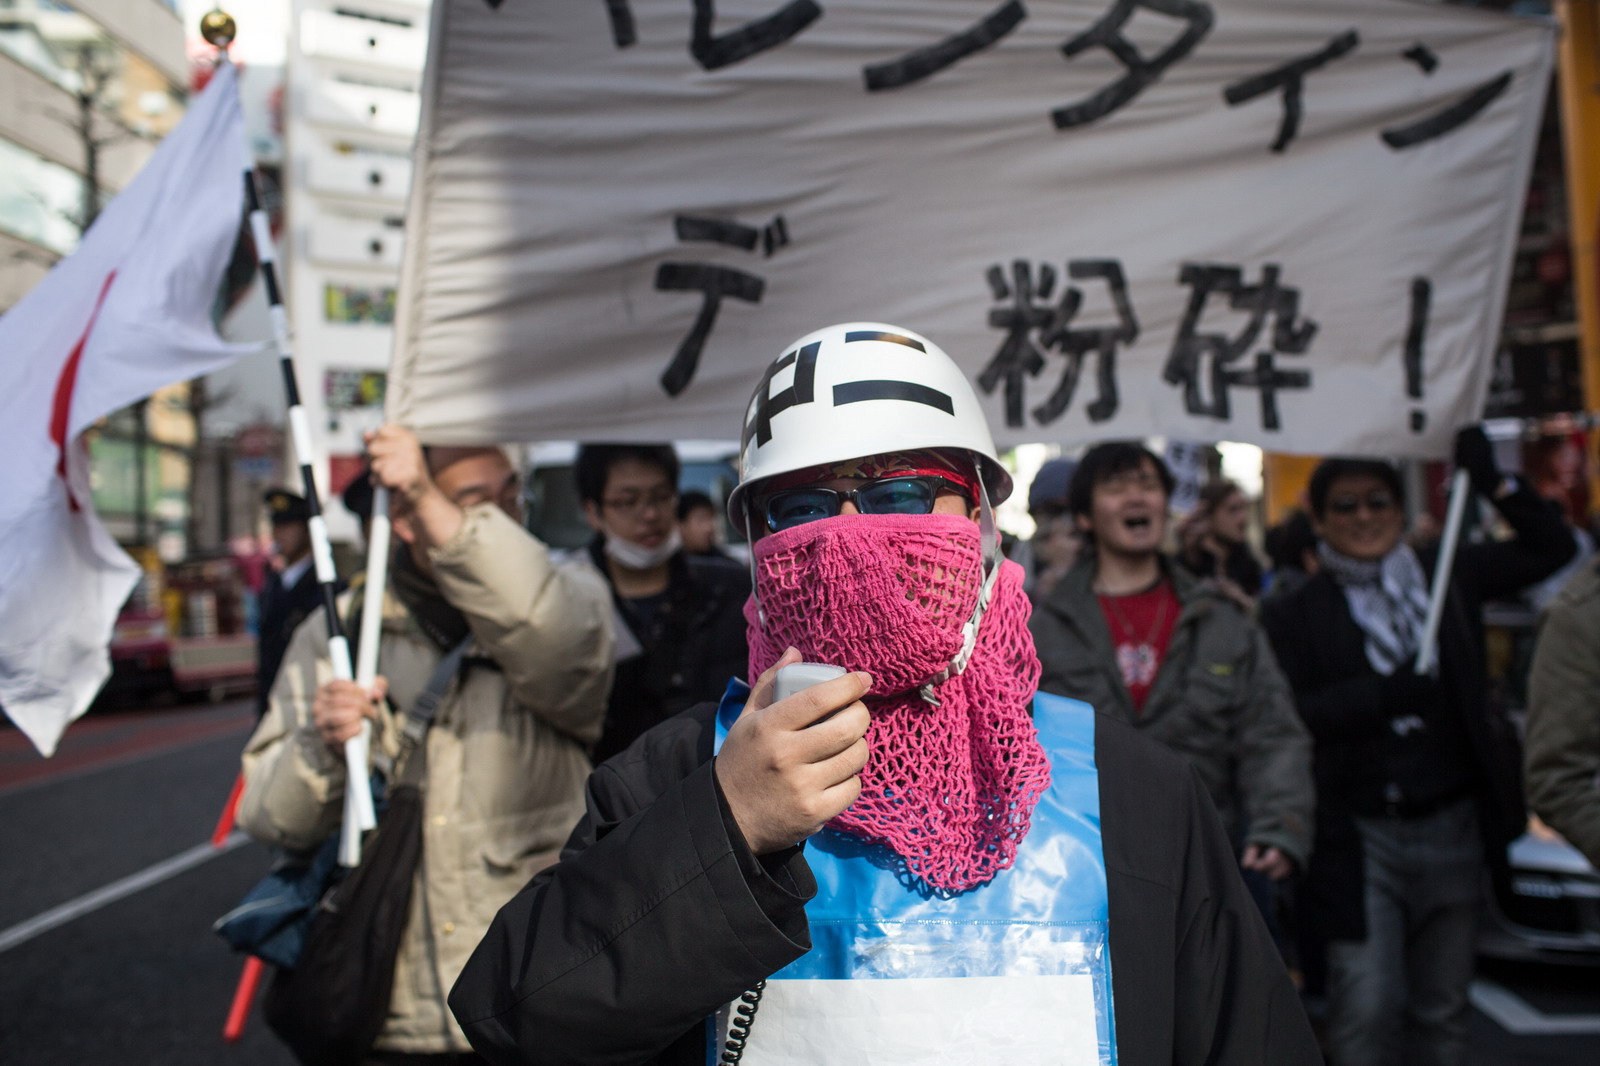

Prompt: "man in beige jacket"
[238,425,614,1064]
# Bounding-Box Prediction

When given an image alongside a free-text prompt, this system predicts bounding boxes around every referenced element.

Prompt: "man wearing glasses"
[576,444,749,763]
[451,324,1319,1065]
[1260,430,1574,1066]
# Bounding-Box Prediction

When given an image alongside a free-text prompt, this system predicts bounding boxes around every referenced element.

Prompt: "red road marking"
[0,706,256,795]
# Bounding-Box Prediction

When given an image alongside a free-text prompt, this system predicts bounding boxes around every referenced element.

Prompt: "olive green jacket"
[1031,556,1314,870]
[238,505,614,1054]
[1525,560,1600,869]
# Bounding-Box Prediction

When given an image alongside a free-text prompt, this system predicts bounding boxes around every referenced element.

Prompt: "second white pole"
[339,485,392,867]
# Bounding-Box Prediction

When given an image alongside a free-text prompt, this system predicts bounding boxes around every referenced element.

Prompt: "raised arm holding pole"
[1413,467,1471,676]
[1414,425,1527,675]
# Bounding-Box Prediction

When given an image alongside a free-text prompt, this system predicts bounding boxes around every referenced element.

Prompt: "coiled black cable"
[718,981,767,1064]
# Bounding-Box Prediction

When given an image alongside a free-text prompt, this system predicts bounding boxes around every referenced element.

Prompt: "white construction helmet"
[731,322,1010,704]
[727,322,1012,523]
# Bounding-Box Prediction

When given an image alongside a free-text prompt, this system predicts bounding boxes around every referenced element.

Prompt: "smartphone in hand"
[774,662,848,725]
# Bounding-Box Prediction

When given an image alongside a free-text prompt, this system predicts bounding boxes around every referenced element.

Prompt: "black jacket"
[1260,483,1574,941]
[255,562,325,716]
[449,703,1319,1066]
[589,546,750,764]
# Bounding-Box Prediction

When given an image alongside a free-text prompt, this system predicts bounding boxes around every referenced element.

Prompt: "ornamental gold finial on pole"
[200,9,237,49]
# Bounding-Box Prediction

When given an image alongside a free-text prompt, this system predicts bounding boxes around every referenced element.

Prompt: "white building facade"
[282,0,429,542]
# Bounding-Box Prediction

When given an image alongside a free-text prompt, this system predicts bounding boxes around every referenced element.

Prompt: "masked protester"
[238,428,614,1063]
[449,325,1320,1066]
[575,444,750,763]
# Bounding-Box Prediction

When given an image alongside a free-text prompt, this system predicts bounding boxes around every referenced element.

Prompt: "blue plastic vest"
[708,684,1116,1065]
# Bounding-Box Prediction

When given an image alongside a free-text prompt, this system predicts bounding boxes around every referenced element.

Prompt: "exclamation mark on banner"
[1404,277,1432,433]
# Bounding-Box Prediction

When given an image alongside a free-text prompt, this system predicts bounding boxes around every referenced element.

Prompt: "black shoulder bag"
[262,639,469,1066]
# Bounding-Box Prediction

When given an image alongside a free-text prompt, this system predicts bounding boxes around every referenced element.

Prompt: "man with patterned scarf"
[1260,431,1574,1066]
[449,324,1318,1066]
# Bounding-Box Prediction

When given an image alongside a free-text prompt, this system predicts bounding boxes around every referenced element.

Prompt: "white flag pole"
[340,487,393,863]
[1414,468,1472,676]
[242,167,376,865]
[355,488,391,687]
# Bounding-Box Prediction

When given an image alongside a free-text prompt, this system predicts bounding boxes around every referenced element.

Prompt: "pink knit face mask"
[746,513,1051,894]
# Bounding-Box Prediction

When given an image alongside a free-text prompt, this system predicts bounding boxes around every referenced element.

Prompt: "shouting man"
[1031,443,1313,892]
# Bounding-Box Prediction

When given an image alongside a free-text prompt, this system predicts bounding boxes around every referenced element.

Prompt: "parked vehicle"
[1482,818,1600,968]
[105,553,258,705]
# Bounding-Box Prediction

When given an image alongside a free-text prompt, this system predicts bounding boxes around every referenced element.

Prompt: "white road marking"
[1470,978,1600,1036]
[0,832,249,955]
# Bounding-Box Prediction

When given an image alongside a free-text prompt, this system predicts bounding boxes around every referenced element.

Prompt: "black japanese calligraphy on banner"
[1054,0,1215,129]
[979,259,1137,427]
[604,0,822,69]
[1382,71,1513,149]
[977,258,1330,436]
[1224,30,1359,153]
[864,0,1027,91]
[655,214,789,396]
[392,0,1554,458]
[1403,276,1431,433]
[1164,263,1317,432]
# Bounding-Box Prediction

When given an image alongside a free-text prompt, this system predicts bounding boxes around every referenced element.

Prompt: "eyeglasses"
[451,471,522,512]
[1326,491,1396,517]
[602,486,676,515]
[759,475,968,532]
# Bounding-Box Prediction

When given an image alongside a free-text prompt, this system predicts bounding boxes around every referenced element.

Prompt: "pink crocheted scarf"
[746,513,1051,894]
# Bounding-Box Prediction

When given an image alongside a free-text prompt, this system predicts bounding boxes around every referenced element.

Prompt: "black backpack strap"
[394,637,472,786]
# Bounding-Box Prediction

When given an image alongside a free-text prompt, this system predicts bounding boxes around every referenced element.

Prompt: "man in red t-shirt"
[1029,442,1312,884]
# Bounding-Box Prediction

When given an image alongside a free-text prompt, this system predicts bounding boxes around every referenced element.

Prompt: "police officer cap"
[263,488,311,524]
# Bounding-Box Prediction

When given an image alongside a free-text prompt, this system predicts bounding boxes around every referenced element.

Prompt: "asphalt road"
[0,700,293,1065]
[1,697,1596,1064]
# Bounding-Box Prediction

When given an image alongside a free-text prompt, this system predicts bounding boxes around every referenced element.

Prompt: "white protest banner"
[390,0,1553,457]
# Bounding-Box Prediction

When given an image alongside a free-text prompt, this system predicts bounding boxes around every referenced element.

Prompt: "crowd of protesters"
[1019,430,1588,1066]
[233,324,1600,1066]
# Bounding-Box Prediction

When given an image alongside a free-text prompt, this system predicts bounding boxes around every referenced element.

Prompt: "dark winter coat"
[588,545,750,764]
[1032,557,1314,869]
[1260,483,1574,941]
[254,561,325,716]
[448,703,1320,1066]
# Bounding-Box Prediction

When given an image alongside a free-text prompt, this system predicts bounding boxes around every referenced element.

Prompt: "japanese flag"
[0,61,257,756]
